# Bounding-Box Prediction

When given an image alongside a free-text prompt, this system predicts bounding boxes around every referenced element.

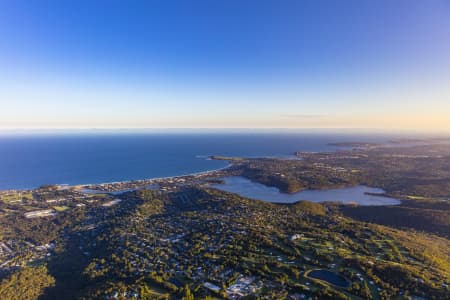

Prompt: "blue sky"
[1,1,450,131]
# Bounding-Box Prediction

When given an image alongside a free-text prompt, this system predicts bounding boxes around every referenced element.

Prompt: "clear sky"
[1,0,450,132]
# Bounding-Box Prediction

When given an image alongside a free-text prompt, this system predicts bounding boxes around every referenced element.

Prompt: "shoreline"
[72,162,235,192]
[0,161,235,193]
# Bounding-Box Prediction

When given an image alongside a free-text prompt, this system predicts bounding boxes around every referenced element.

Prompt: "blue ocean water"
[0,132,406,190]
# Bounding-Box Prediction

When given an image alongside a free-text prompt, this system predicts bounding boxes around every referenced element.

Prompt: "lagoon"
[212,176,400,206]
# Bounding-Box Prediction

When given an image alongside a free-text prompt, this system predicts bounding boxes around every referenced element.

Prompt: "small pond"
[211,176,400,206]
[307,269,350,288]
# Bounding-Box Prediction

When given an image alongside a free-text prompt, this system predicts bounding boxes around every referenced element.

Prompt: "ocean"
[0,131,415,190]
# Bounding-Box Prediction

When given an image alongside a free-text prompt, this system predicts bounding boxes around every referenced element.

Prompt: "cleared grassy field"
[53,206,70,212]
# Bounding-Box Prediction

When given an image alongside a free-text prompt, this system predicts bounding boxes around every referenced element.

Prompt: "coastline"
[2,138,447,193]
[0,161,235,193]
[73,162,235,192]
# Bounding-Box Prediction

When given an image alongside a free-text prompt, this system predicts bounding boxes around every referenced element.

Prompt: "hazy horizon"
[1,128,450,142]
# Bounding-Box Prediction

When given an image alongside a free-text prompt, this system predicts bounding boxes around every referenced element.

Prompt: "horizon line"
[0,127,449,135]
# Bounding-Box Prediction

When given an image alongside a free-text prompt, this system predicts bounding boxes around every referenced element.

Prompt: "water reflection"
[212,176,400,206]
